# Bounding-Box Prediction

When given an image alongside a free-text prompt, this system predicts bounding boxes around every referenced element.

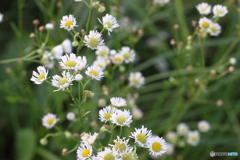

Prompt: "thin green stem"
[85,0,93,33]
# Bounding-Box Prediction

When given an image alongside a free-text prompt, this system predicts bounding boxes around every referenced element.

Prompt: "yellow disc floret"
[152,142,162,152]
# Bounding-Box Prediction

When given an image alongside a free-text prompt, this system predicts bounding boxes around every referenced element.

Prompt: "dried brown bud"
[178,41,184,47]
[33,19,39,26]
[120,75,125,82]
[173,24,179,30]
[80,132,86,137]
[210,70,217,76]
[228,66,234,72]
[194,78,200,85]
[191,20,197,27]
[216,99,223,107]
[62,149,68,156]
[187,36,192,41]
[72,133,80,138]
[137,29,144,36]
[170,39,176,46]
[5,67,12,74]
[29,32,35,38]
[90,121,98,128]
[81,29,86,37]
[186,65,193,71]
[39,26,45,31]
[102,85,109,96]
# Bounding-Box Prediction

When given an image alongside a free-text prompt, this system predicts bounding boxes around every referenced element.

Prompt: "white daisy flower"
[51,45,64,60]
[120,147,138,160]
[99,106,117,122]
[165,143,174,155]
[30,66,48,85]
[84,30,104,50]
[198,120,210,132]
[61,39,72,53]
[0,13,3,22]
[147,136,167,156]
[111,53,124,65]
[77,143,93,160]
[95,45,110,57]
[42,113,60,129]
[96,147,120,160]
[229,57,237,65]
[166,131,177,144]
[132,107,143,120]
[208,22,221,36]
[74,0,82,1]
[41,52,55,69]
[109,136,130,154]
[130,125,152,147]
[110,49,117,55]
[154,0,170,5]
[45,23,54,30]
[81,132,98,145]
[85,65,104,81]
[51,71,74,92]
[119,46,136,63]
[110,109,132,127]
[93,57,109,70]
[128,72,145,88]
[60,14,78,31]
[213,5,228,17]
[110,97,127,107]
[187,130,200,146]
[98,14,120,35]
[59,53,87,71]
[176,123,189,136]
[196,2,211,15]
[66,112,75,120]
[198,17,212,30]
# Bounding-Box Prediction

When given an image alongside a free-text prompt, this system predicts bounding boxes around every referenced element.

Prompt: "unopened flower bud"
[33,19,39,26]
[90,121,98,128]
[40,138,48,145]
[98,98,106,107]
[39,26,45,31]
[72,41,79,47]
[191,20,197,27]
[64,131,72,138]
[228,66,234,72]
[229,57,237,65]
[119,66,125,72]
[84,90,94,98]
[62,149,68,156]
[5,67,12,74]
[194,78,200,85]
[29,32,35,38]
[75,74,83,81]
[98,6,106,12]
[45,23,54,30]
[216,99,223,107]
[100,125,110,133]
[210,70,217,76]
[170,39,176,46]
[173,24,179,30]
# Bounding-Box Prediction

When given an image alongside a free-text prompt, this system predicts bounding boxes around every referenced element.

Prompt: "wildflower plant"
[0,0,239,159]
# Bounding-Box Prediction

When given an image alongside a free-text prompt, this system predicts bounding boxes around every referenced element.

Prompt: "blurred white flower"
[77,143,92,160]
[132,107,143,120]
[166,131,177,144]
[130,125,152,147]
[99,106,117,122]
[81,132,98,145]
[213,5,228,17]
[110,109,132,127]
[52,71,74,92]
[95,45,110,57]
[45,23,54,30]
[61,39,72,53]
[208,23,221,36]
[187,130,200,146]
[229,57,237,65]
[198,17,212,30]
[42,113,59,129]
[128,72,145,88]
[119,46,136,63]
[165,143,174,155]
[196,2,211,15]
[177,123,189,136]
[110,97,127,107]
[198,120,210,132]
[51,45,64,60]
[0,13,3,22]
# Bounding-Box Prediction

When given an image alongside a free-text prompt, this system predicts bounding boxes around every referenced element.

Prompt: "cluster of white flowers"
[164,120,210,155]
[197,3,228,36]
[31,52,105,91]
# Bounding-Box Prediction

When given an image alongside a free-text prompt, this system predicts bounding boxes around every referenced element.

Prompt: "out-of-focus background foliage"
[0,0,240,160]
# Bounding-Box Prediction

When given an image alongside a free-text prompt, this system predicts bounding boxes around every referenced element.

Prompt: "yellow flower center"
[114,142,126,152]
[37,73,46,80]
[136,133,147,143]
[65,60,76,67]
[103,153,115,160]
[217,10,223,14]
[89,37,98,47]
[97,64,103,68]
[104,113,112,120]
[89,70,99,76]
[82,149,91,157]
[122,153,132,160]
[132,78,139,84]
[58,78,68,86]
[152,142,162,152]
[104,22,113,28]
[202,22,209,29]
[191,136,197,141]
[201,8,206,11]
[46,118,54,125]
[65,20,73,28]
[114,57,122,62]
[99,50,107,56]
[210,27,217,33]
[116,115,126,125]
[123,53,130,59]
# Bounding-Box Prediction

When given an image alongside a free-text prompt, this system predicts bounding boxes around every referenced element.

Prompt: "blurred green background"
[0,0,240,160]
